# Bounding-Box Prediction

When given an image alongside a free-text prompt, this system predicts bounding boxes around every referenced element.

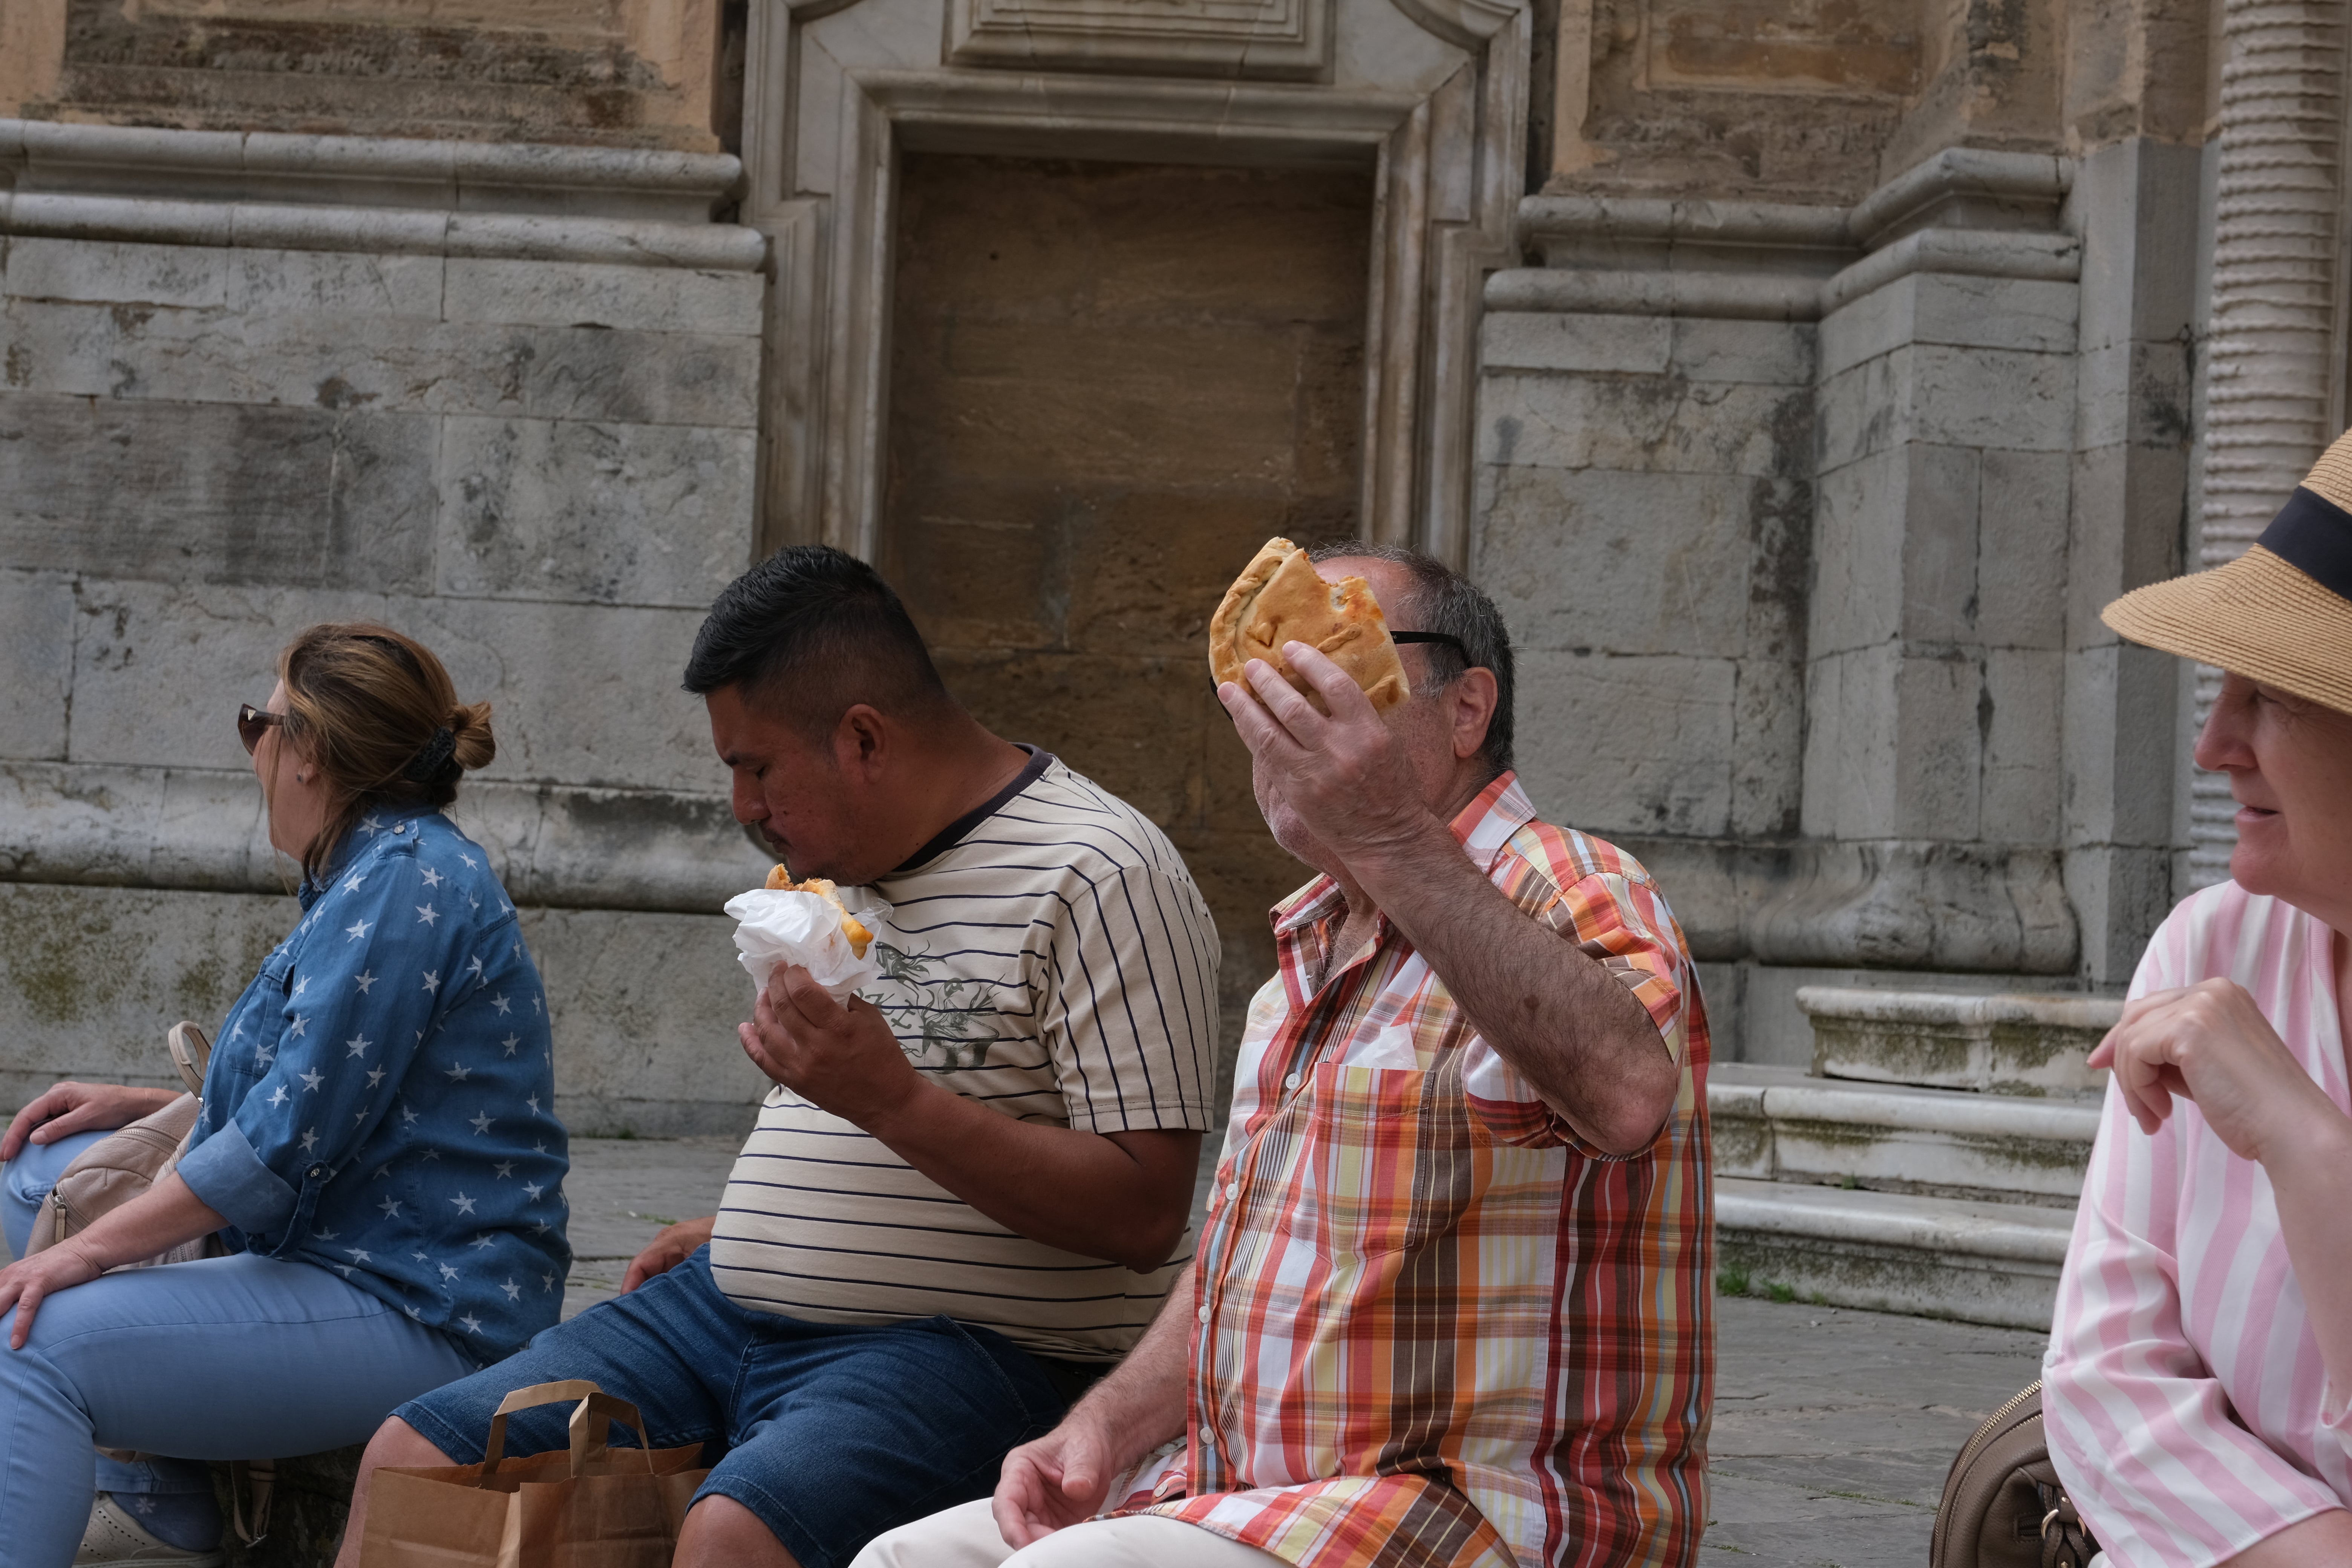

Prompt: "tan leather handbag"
[23,1023,220,1265]
[1931,1380,2101,1568]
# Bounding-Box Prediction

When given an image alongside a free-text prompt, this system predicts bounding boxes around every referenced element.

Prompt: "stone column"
[2190,0,2348,885]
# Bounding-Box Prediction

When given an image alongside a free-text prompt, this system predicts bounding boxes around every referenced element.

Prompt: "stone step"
[1711,1064,2101,1207]
[1795,986,2121,1098]
[1715,1176,2072,1331]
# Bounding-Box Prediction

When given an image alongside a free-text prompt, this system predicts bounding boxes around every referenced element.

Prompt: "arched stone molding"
[2190,0,2350,885]
[738,0,1529,565]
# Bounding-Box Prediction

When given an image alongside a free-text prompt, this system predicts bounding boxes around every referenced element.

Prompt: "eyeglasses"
[237,703,287,755]
[1391,631,1469,657]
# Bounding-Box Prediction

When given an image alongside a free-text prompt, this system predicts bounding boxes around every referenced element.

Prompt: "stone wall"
[0,0,737,152]
[1,120,778,1133]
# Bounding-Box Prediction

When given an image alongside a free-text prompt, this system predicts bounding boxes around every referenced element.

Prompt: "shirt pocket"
[1302,1060,1489,1261]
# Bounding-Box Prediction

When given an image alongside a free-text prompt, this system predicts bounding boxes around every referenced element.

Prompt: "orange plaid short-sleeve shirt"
[1115,773,1715,1568]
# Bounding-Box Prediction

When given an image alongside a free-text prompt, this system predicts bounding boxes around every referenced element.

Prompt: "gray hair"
[1308,542,1516,778]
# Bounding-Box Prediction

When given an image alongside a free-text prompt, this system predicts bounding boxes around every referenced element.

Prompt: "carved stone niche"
[740,0,1528,565]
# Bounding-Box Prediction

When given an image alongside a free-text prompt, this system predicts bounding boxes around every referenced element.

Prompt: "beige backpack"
[24,1023,222,1265]
[1930,1380,2101,1568]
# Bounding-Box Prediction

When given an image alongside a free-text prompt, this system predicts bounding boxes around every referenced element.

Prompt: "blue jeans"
[398,1248,1072,1568]
[0,1130,475,1568]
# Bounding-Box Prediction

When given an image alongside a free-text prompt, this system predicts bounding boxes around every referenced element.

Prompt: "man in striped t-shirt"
[342,547,1218,1568]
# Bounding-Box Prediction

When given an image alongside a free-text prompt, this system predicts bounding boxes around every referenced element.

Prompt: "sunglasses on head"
[237,703,287,755]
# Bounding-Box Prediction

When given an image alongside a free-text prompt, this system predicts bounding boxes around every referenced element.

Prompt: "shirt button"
[307,1165,325,1179]
[1197,1303,1209,1322]
[1224,1182,1238,1200]
[1284,1072,1300,1090]
[1198,1427,1216,1450]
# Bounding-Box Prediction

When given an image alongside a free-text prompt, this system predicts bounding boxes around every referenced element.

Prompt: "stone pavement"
[2,1135,2051,1565]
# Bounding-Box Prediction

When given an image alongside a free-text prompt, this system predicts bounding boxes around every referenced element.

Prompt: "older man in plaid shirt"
[859,547,1714,1568]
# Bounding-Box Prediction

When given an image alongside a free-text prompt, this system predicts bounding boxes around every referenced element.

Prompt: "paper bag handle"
[479,1380,656,1481]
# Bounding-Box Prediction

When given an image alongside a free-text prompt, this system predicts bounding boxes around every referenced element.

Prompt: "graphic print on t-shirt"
[870,938,1011,1071]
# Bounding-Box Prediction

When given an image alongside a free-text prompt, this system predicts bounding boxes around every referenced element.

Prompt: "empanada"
[1209,537,1409,713]
[764,865,874,958]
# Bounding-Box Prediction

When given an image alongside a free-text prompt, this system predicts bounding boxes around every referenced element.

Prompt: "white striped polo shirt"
[708,749,1222,1360]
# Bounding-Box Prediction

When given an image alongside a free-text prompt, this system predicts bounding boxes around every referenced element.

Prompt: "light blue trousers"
[0,1130,475,1568]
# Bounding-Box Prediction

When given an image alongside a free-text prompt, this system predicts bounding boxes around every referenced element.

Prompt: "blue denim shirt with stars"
[175,803,571,1361]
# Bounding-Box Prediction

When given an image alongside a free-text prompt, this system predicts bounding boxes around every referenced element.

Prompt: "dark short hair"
[1308,542,1516,778]
[682,546,952,735]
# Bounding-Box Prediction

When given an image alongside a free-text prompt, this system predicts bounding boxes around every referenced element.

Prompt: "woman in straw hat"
[2042,435,2352,1565]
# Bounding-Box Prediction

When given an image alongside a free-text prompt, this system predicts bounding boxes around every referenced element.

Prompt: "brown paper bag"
[359,1380,709,1568]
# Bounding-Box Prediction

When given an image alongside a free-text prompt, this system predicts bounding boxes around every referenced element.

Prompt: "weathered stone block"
[1905,345,2076,452]
[226,248,446,318]
[1811,444,1988,655]
[2,238,230,309]
[1812,353,1899,472]
[1816,346,2075,469]
[1476,311,1670,375]
[0,394,437,592]
[2061,641,2179,847]
[1808,451,1909,657]
[1980,648,2063,841]
[1515,651,1737,837]
[2067,441,2188,650]
[1817,274,2078,382]
[0,571,74,762]
[1895,443,1982,645]
[1479,372,1807,478]
[436,416,756,606]
[1,300,761,430]
[1669,318,1815,386]
[1892,650,1983,840]
[61,582,723,795]
[2062,843,2177,990]
[1475,466,1757,659]
[442,258,766,337]
[1800,648,1896,840]
[0,882,288,1115]
[1975,450,2069,649]
[1730,657,1804,838]
[521,905,770,1137]
[2074,338,2193,451]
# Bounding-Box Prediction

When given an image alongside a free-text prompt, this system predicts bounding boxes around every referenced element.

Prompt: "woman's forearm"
[2267,1103,2352,1395]
[63,1173,226,1271]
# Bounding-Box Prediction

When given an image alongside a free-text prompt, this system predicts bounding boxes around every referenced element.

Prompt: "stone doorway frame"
[738,0,1528,567]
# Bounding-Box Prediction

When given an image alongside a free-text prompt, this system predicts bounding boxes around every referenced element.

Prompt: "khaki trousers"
[853,1499,1286,1568]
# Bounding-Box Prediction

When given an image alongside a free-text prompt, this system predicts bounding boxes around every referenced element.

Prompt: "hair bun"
[448,699,496,772]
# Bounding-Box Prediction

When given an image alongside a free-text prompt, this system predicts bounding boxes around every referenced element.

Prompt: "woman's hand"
[2089,979,2342,1162]
[0,1240,103,1349]
[0,1082,179,1162]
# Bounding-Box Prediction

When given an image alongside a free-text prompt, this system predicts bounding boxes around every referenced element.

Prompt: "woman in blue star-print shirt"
[0,623,570,1568]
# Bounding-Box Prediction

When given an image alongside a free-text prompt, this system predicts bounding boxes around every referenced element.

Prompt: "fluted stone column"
[2191,1,2348,885]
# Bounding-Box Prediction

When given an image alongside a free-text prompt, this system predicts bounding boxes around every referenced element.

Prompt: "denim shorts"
[395,1248,1072,1568]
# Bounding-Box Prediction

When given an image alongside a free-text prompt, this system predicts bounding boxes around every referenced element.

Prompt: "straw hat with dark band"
[2103,430,2352,716]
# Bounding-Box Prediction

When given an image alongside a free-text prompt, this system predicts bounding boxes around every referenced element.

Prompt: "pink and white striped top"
[2045,882,2352,1565]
